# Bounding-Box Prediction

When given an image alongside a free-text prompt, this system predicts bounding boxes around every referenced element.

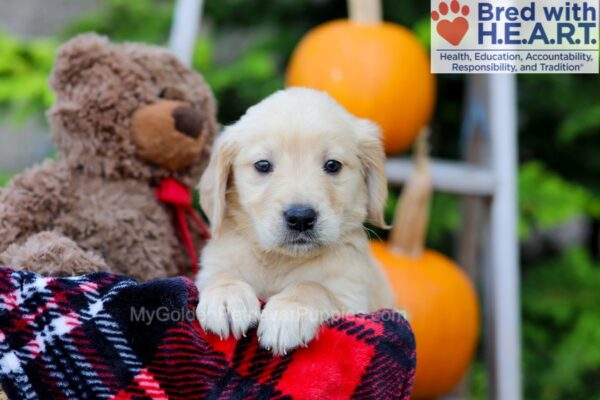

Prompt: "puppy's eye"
[254,160,273,174]
[324,159,342,174]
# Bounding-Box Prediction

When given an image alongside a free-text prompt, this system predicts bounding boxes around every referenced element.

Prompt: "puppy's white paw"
[196,281,261,339]
[257,298,322,355]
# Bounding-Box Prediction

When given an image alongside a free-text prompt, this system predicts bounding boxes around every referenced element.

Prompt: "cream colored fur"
[195,88,394,355]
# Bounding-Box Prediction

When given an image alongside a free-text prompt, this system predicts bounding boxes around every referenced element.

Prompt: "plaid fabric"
[0,267,415,400]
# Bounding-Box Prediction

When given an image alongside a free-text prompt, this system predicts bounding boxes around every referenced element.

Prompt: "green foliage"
[412,16,431,48]
[0,33,56,122]
[64,0,173,43]
[470,247,600,400]
[519,161,600,238]
[428,192,460,244]
[0,172,13,187]
[558,105,600,144]
[518,74,600,194]
[379,189,459,250]
[192,37,283,124]
[65,0,285,124]
[386,159,600,249]
[469,358,488,399]
[522,247,600,399]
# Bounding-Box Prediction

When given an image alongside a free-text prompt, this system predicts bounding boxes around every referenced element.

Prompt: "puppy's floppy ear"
[198,129,237,237]
[356,118,389,229]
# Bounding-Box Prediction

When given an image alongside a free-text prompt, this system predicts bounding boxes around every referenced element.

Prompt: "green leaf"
[412,16,431,49]
[518,161,598,238]
[0,32,56,122]
[558,105,600,144]
[522,247,600,399]
[63,0,173,43]
[192,37,215,72]
[0,172,14,187]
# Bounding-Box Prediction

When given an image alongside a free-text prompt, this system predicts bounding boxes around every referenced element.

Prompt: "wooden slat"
[385,158,495,196]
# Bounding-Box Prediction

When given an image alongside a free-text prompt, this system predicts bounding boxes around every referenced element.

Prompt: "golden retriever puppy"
[196,87,394,355]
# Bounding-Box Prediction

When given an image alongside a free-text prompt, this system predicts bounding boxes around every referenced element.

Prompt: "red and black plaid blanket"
[0,267,415,399]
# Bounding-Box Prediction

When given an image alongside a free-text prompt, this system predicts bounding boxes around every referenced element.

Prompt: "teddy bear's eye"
[158,87,185,101]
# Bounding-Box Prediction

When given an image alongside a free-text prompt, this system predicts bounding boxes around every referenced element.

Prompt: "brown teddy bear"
[0,33,218,281]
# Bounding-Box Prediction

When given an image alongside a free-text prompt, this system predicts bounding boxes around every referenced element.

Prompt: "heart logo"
[431,1,471,46]
[436,17,469,46]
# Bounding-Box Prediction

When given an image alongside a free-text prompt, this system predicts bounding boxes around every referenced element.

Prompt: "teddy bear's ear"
[50,33,111,92]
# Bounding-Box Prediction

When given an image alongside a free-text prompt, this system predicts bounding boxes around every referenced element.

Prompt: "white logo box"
[430,0,599,74]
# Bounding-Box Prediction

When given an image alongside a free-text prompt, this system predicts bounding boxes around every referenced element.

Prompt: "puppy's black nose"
[284,205,317,232]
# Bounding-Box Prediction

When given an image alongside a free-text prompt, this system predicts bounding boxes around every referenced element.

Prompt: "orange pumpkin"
[286,0,435,155]
[371,131,480,399]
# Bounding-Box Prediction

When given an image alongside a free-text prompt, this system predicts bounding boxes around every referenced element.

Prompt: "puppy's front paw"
[196,281,261,339]
[257,298,323,355]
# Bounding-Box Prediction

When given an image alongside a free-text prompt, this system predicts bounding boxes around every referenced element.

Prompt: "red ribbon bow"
[155,178,211,277]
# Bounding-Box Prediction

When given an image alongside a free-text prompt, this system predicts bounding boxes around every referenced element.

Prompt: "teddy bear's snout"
[172,105,203,139]
[131,100,208,171]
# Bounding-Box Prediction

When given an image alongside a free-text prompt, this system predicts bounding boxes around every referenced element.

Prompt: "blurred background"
[0,0,599,398]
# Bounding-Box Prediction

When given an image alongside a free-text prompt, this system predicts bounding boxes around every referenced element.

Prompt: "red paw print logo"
[431,0,470,46]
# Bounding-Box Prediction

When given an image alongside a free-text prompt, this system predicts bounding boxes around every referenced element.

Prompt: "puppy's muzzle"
[284,205,317,232]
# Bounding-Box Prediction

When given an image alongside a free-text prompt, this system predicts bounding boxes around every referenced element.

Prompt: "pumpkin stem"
[388,127,432,258]
[348,0,382,24]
